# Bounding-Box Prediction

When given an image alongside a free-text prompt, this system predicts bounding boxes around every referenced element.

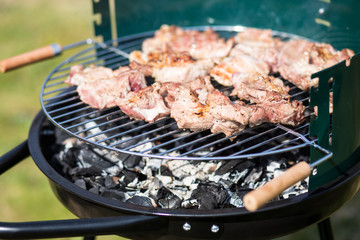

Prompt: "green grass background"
[0,1,359,239]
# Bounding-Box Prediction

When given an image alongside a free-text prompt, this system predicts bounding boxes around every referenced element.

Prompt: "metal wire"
[40,26,331,161]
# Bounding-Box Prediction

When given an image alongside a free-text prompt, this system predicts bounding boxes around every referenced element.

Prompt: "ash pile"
[50,122,309,210]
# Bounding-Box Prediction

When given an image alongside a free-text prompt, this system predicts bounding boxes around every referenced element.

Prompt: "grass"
[0,1,359,240]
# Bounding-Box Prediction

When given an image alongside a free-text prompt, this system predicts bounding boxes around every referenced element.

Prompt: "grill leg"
[317,217,334,240]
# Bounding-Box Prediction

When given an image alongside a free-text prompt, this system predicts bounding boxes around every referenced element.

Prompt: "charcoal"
[125,196,154,207]
[69,166,103,177]
[74,179,87,189]
[104,175,119,189]
[122,155,142,168]
[100,189,126,201]
[215,160,256,175]
[156,187,181,209]
[190,181,228,210]
[120,169,147,186]
[160,165,173,176]
[77,148,114,170]
[48,116,310,210]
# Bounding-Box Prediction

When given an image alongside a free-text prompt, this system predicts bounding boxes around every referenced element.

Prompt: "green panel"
[310,54,360,190]
[92,0,112,41]
[111,0,360,52]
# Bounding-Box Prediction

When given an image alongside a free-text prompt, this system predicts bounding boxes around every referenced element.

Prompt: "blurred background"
[0,1,359,240]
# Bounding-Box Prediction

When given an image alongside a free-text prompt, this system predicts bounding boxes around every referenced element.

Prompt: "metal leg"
[317,217,334,240]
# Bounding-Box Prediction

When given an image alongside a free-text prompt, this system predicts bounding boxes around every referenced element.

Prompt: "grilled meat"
[170,77,305,137]
[129,50,214,84]
[141,24,234,59]
[210,55,270,86]
[231,73,290,103]
[275,40,354,90]
[66,64,147,109]
[115,82,177,122]
[230,28,279,66]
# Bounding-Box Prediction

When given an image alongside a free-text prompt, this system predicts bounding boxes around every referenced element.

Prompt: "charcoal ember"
[100,188,127,201]
[190,181,228,210]
[74,179,87,189]
[122,155,142,168]
[104,175,119,189]
[119,169,147,186]
[125,195,155,207]
[160,165,173,176]
[215,160,256,175]
[156,186,181,209]
[69,166,103,177]
[77,147,114,170]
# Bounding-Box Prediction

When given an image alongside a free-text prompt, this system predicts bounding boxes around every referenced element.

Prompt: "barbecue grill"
[1,0,360,239]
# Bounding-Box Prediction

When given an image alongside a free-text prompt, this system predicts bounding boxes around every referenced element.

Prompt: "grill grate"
[40,26,324,160]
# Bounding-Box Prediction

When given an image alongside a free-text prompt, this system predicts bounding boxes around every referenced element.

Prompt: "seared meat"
[231,73,290,103]
[170,77,304,137]
[129,50,214,84]
[66,64,113,86]
[210,55,270,86]
[115,82,178,122]
[66,65,147,109]
[275,40,354,90]
[230,28,279,66]
[141,24,234,59]
[248,100,305,127]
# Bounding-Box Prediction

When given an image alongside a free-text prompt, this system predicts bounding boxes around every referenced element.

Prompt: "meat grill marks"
[117,77,305,137]
[141,24,234,60]
[65,64,147,109]
[231,73,290,103]
[275,40,354,90]
[129,50,214,84]
[210,55,270,87]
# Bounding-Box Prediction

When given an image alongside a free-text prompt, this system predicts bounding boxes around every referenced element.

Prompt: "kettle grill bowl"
[29,110,360,240]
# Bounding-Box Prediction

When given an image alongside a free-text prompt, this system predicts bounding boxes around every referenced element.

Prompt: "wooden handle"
[0,43,62,73]
[243,161,311,212]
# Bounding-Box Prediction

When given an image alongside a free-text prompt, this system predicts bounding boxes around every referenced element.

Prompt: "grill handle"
[243,161,312,212]
[0,44,62,73]
[0,39,93,73]
[0,215,167,239]
[0,140,29,175]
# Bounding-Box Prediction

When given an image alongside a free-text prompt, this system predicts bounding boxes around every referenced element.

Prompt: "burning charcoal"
[77,147,114,170]
[74,179,87,190]
[100,189,127,201]
[215,159,256,175]
[69,166,104,177]
[156,186,181,209]
[104,175,119,189]
[122,155,142,168]
[160,165,172,176]
[125,196,156,207]
[119,169,147,187]
[190,181,228,210]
